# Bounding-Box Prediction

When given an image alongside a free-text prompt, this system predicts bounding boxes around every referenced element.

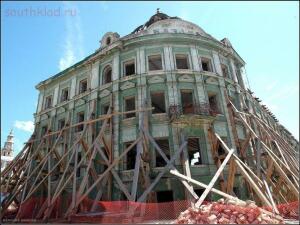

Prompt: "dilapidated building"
[1,10,298,222]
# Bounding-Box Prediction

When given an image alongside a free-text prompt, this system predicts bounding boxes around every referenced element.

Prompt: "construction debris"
[174,198,284,224]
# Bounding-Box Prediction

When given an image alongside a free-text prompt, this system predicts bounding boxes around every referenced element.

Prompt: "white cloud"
[59,2,84,71]
[14,121,34,133]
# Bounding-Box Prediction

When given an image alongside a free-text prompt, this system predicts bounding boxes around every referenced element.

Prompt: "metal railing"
[168,103,220,119]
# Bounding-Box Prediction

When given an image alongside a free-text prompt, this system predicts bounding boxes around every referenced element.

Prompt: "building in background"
[1,130,14,171]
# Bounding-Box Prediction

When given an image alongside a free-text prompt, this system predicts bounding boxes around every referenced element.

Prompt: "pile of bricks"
[174,199,284,224]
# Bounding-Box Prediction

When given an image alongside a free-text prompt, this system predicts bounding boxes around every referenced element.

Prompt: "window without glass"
[124,60,135,76]
[103,66,112,84]
[187,138,202,165]
[201,57,212,72]
[181,90,194,114]
[148,55,163,71]
[106,37,111,45]
[124,97,135,118]
[155,139,170,167]
[44,95,52,109]
[151,92,166,114]
[102,103,110,115]
[58,119,65,130]
[208,94,220,114]
[76,152,82,177]
[79,79,88,94]
[221,64,229,78]
[156,190,174,202]
[60,88,69,102]
[175,54,189,69]
[76,112,85,132]
[125,142,136,170]
[41,126,48,137]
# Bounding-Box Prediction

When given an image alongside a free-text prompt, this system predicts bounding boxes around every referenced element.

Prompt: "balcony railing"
[168,103,219,119]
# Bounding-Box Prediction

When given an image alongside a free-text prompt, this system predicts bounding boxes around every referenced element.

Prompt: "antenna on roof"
[157,8,160,14]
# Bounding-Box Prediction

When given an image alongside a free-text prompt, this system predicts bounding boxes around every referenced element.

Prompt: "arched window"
[103,65,112,84]
[106,37,111,45]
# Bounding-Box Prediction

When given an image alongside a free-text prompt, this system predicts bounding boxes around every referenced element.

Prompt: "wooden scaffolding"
[1,93,298,222]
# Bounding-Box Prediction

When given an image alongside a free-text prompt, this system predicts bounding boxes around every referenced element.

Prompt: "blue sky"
[1,1,299,155]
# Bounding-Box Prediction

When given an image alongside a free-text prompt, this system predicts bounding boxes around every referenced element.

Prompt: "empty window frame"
[60,88,69,102]
[101,103,110,115]
[76,112,85,132]
[155,139,170,167]
[124,96,136,119]
[151,92,166,114]
[41,126,48,137]
[187,138,202,165]
[76,152,82,177]
[181,90,194,114]
[106,37,111,45]
[148,54,163,71]
[221,64,229,78]
[194,189,211,201]
[125,142,137,170]
[103,65,112,84]
[44,95,52,109]
[79,79,88,94]
[175,54,189,69]
[156,190,174,202]
[201,57,213,72]
[124,60,135,76]
[58,119,66,130]
[208,93,220,114]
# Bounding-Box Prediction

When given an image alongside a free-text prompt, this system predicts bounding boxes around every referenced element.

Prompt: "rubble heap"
[174,199,284,224]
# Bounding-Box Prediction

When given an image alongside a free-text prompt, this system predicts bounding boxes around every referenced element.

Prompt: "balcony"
[168,103,217,126]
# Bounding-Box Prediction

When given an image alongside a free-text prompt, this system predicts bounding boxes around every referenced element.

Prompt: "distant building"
[1,130,14,171]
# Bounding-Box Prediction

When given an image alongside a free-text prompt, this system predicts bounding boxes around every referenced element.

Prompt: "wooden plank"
[94,144,132,200]
[195,148,234,208]
[170,169,283,220]
[67,137,142,215]
[215,133,273,208]
[229,102,299,197]
[143,129,199,200]
[137,140,188,202]
[180,133,195,202]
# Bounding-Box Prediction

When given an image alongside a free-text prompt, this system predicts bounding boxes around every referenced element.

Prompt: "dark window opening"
[125,142,137,170]
[79,79,88,94]
[102,104,110,115]
[176,54,189,69]
[155,139,170,167]
[106,37,111,45]
[221,64,229,78]
[233,187,241,198]
[148,55,163,71]
[208,94,220,114]
[124,97,135,118]
[60,88,69,102]
[217,144,226,156]
[103,66,112,84]
[124,60,135,76]
[76,112,85,132]
[156,190,174,202]
[76,152,82,177]
[44,96,52,109]
[41,126,48,137]
[187,138,202,165]
[58,119,65,130]
[151,92,166,114]
[201,58,212,72]
[181,90,194,114]
[194,189,211,201]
